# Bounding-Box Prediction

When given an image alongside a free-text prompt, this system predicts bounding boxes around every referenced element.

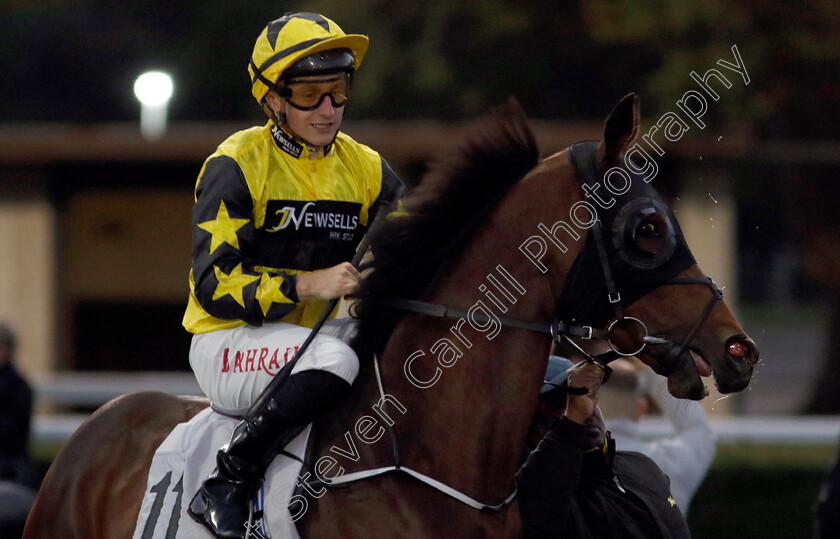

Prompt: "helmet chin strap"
[261,93,285,125]
[263,92,288,126]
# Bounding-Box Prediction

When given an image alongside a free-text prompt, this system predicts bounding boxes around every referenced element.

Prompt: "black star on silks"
[266,13,330,48]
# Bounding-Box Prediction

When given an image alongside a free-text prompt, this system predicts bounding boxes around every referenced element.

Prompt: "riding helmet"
[248,12,368,104]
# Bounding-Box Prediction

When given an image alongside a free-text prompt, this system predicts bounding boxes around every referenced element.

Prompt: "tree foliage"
[579,0,840,137]
[0,0,835,136]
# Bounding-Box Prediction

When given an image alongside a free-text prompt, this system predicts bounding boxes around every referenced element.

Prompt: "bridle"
[306,141,724,513]
[379,142,724,372]
[565,141,724,376]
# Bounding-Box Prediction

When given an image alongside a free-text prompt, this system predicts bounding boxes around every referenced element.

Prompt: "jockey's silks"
[184,122,403,334]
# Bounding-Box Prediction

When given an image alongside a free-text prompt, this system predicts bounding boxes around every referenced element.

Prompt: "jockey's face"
[285,94,344,148]
[266,75,345,148]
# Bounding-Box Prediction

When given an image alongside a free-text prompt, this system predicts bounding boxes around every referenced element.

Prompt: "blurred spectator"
[598,357,717,514]
[0,323,38,537]
[815,438,840,538]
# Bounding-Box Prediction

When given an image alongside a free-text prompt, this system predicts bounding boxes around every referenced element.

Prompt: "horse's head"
[560,93,758,400]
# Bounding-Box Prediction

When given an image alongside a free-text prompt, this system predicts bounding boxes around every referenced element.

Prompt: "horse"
[24,93,758,538]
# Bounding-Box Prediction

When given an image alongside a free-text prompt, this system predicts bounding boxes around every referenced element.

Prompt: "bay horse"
[24,93,758,538]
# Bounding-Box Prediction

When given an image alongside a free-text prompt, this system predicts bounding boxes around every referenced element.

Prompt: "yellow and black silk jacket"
[183,123,403,334]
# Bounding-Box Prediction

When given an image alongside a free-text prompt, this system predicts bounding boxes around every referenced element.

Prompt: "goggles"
[278,74,350,111]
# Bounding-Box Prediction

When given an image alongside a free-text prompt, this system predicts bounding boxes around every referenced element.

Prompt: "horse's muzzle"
[714,335,759,394]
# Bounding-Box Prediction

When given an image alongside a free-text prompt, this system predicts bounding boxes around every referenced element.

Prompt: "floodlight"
[134,71,174,139]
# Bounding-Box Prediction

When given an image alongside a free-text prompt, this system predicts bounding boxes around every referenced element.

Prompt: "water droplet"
[709,193,718,203]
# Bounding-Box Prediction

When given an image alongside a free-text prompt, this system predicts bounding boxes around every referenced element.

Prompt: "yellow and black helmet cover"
[248,12,369,103]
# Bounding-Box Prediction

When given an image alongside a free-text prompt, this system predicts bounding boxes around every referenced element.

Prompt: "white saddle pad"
[132,408,310,539]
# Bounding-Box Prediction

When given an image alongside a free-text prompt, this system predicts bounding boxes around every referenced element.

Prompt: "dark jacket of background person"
[516,415,691,538]
[0,340,36,488]
[0,324,38,539]
[815,440,840,538]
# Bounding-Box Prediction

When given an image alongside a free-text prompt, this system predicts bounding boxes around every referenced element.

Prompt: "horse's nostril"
[728,340,748,358]
[726,335,759,364]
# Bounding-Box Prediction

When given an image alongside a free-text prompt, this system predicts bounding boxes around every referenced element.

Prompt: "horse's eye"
[612,199,677,269]
[637,221,659,238]
[633,213,668,256]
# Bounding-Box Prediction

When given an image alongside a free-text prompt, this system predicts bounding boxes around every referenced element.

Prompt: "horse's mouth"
[660,337,757,400]
[663,349,708,400]
[688,348,712,377]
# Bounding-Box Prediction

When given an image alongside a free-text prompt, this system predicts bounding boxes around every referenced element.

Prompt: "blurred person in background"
[183,12,403,538]
[815,438,840,537]
[517,358,691,538]
[0,323,38,537]
[598,356,716,514]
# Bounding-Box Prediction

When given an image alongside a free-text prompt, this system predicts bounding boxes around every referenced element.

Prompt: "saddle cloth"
[132,408,310,539]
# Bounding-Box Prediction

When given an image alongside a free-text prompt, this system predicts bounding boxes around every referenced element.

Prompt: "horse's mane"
[351,100,539,355]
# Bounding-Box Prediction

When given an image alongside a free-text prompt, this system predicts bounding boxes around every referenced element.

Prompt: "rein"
[374,297,608,341]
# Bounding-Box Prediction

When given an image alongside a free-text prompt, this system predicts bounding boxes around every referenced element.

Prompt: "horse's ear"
[601,93,640,165]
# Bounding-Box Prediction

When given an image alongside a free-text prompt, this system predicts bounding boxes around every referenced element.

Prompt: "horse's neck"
[314,154,584,501]
[385,161,583,493]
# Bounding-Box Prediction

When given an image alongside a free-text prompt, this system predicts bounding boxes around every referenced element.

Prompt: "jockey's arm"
[190,156,299,324]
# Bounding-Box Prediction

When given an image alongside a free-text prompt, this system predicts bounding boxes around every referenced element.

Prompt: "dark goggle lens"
[283,76,349,110]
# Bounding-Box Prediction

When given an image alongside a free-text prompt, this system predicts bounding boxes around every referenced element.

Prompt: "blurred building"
[0,117,750,414]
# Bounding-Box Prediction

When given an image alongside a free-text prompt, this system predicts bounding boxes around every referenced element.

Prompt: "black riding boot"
[188,369,351,538]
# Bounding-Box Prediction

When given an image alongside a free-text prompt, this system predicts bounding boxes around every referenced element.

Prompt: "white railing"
[640,416,840,445]
[32,371,203,443]
[30,372,840,445]
[34,371,202,407]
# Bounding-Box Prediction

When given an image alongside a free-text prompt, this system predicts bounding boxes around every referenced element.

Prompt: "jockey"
[183,12,403,538]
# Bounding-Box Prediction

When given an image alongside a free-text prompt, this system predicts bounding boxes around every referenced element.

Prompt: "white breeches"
[189,319,359,416]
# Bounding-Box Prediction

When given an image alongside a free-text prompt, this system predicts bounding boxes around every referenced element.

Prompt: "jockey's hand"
[563,362,605,424]
[295,262,362,301]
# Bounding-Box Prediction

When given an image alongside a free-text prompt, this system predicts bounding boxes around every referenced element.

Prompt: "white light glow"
[133,71,174,139]
[134,71,173,106]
